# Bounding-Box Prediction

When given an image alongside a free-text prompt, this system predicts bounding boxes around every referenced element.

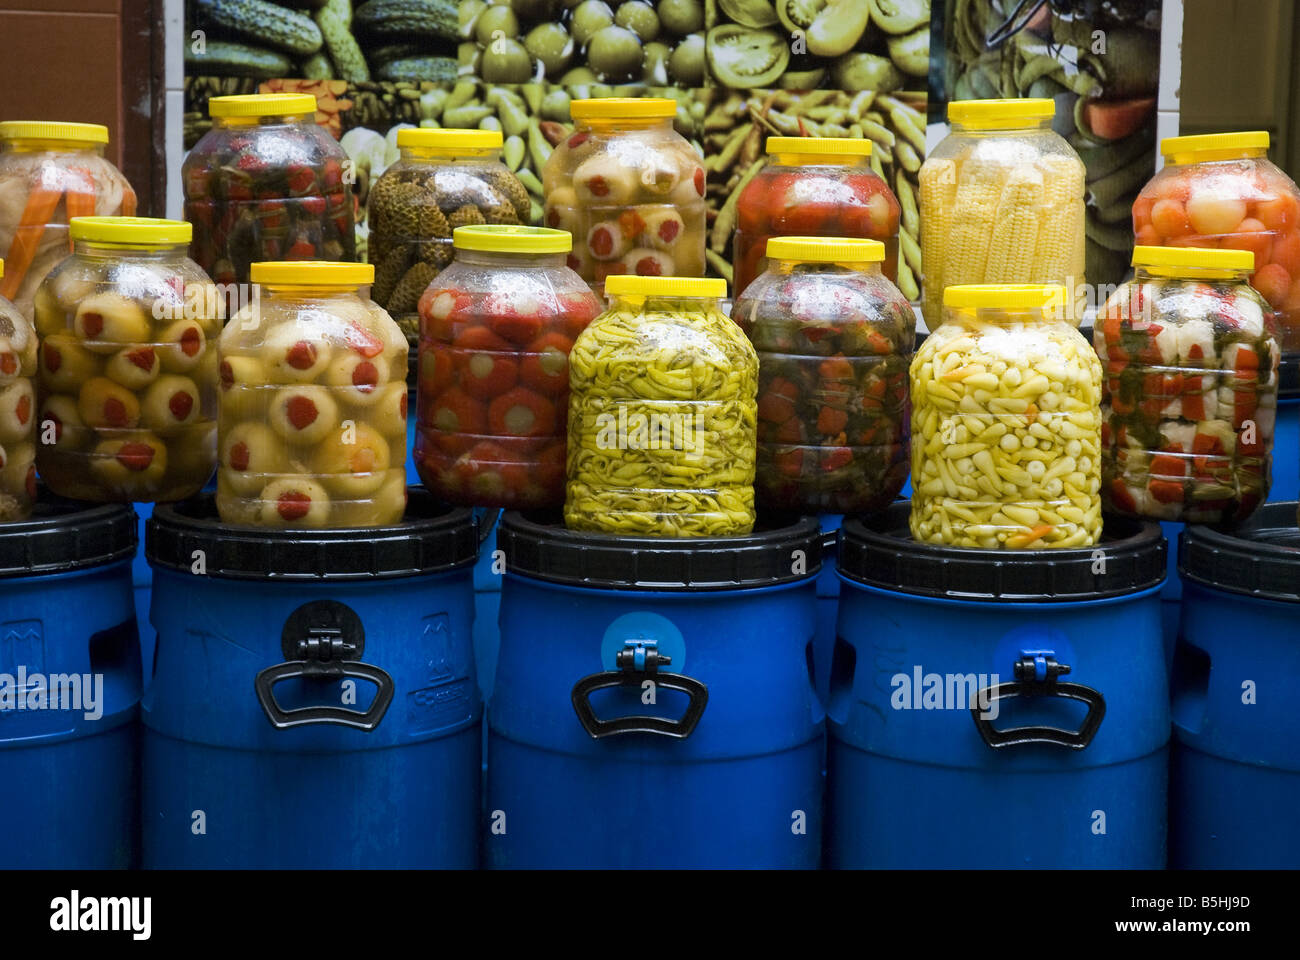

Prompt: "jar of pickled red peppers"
[542,98,707,292]
[1096,245,1278,523]
[910,284,1103,549]
[1134,131,1300,358]
[0,121,136,320]
[0,259,36,520]
[919,99,1086,329]
[732,137,901,298]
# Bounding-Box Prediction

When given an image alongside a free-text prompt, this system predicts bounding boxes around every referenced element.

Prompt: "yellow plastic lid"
[250,261,375,286]
[0,259,5,279]
[1161,131,1269,164]
[397,128,502,152]
[208,94,317,119]
[766,237,885,262]
[604,276,727,299]
[944,284,1068,311]
[570,98,677,121]
[0,121,109,144]
[454,225,571,254]
[1132,244,1254,275]
[766,136,872,157]
[69,217,191,246]
[947,99,1055,128]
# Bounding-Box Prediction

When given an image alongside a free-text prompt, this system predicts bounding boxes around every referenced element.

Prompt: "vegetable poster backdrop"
[183,0,1162,324]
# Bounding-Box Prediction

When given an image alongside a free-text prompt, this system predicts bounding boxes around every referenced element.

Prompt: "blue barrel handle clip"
[571,640,708,740]
[254,599,395,732]
[970,653,1106,750]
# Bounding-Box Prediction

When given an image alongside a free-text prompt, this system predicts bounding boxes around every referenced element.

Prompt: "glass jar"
[919,99,1086,329]
[34,217,221,503]
[910,284,1103,549]
[542,98,707,292]
[732,237,914,514]
[370,129,532,346]
[415,225,602,509]
[0,259,36,520]
[182,94,355,289]
[733,138,901,299]
[0,122,136,320]
[565,275,757,537]
[217,261,407,528]
[1096,246,1278,523]
[1134,131,1300,357]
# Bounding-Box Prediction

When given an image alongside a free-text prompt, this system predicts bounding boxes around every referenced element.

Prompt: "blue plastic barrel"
[142,491,483,869]
[0,497,140,868]
[1171,503,1300,868]
[1271,397,1299,503]
[828,504,1169,868]
[487,513,825,869]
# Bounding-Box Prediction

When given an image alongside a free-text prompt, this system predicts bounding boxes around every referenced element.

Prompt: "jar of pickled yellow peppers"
[910,284,1103,549]
[565,275,757,537]
[919,99,1086,329]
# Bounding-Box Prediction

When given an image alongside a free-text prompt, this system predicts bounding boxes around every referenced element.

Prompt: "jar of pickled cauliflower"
[183,94,355,289]
[0,259,37,520]
[0,121,136,320]
[910,284,1103,549]
[370,129,532,345]
[733,137,902,298]
[565,275,757,537]
[919,99,1086,329]
[543,98,706,291]
[732,237,913,514]
[1134,132,1300,358]
[1096,246,1278,523]
[416,225,602,509]
[34,217,221,503]
[217,261,407,528]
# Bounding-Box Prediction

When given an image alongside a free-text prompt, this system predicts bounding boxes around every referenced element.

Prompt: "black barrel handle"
[254,599,395,732]
[971,653,1105,750]
[570,641,707,740]
[821,527,839,554]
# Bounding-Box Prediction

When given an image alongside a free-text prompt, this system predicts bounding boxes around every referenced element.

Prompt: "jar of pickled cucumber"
[182,94,355,289]
[0,259,37,520]
[369,129,532,346]
[733,138,902,298]
[1096,246,1278,524]
[1134,132,1300,358]
[919,99,1086,328]
[416,225,601,509]
[565,275,757,537]
[910,284,1103,549]
[731,237,913,514]
[543,98,706,292]
[217,261,407,528]
[0,121,136,320]
[34,217,221,503]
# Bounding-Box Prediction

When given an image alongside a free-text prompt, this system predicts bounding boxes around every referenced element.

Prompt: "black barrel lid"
[498,510,824,591]
[147,489,479,582]
[1281,352,1299,399]
[838,502,1166,602]
[0,494,137,579]
[1179,501,1300,603]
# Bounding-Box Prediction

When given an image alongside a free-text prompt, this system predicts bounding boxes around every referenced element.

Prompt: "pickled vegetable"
[1134,132,1300,355]
[732,237,913,513]
[543,98,706,291]
[733,138,901,298]
[415,225,602,509]
[218,261,407,528]
[0,261,36,520]
[565,275,757,536]
[1096,246,1278,523]
[183,94,355,289]
[0,122,137,321]
[35,218,221,503]
[369,129,531,345]
[919,100,1086,328]
[910,284,1103,549]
